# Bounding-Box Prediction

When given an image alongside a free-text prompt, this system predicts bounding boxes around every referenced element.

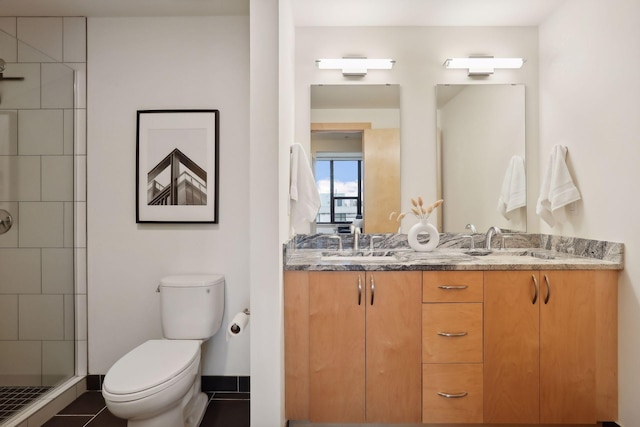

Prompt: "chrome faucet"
[485,226,502,250]
[323,234,342,251]
[350,224,361,250]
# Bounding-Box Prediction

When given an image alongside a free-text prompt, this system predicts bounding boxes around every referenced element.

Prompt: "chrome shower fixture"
[0,58,25,81]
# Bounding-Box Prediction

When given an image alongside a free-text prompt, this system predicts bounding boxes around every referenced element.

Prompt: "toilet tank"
[159,274,225,340]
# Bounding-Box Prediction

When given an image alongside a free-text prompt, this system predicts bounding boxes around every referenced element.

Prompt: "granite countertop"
[284,233,624,272]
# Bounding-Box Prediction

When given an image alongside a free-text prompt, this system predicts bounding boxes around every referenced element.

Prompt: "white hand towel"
[290,143,321,231]
[536,145,581,226]
[497,155,526,219]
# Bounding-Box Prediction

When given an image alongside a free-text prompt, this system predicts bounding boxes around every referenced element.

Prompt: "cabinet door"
[284,271,309,420]
[309,272,365,422]
[484,270,540,424]
[540,270,596,424]
[365,272,422,423]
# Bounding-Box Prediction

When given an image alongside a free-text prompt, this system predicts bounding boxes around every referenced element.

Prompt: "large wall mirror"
[436,84,526,233]
[310,84,400,234]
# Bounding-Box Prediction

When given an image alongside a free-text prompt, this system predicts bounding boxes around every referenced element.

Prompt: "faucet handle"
[323,234,342,251]
[465,223,477,233]
[370,235,383,251]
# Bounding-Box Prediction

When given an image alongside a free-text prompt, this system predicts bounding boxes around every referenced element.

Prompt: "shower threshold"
[0,377,85,427]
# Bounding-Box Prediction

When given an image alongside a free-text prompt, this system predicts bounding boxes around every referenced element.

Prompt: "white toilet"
[102,274,225,427]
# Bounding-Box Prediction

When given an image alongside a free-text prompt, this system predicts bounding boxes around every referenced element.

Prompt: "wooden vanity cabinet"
[484,270,618,424]
[284,270,422,424]
[286,267,618,425]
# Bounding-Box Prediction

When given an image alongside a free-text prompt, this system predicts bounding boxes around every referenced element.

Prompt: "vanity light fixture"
[443,57,525,76]
[316,58,395,77]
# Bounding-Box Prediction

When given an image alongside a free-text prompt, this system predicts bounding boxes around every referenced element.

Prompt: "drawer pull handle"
[438,285,468,290]
[357,275,362,306]
[437,331,468,337]
[437,391,468,399]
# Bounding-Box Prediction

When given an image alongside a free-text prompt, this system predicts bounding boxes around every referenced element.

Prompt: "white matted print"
[136,110,219,223]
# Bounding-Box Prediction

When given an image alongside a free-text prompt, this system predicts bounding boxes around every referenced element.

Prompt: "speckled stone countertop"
[283,233,624,271]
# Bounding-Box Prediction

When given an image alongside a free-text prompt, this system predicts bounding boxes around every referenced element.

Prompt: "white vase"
[407,220,440,252]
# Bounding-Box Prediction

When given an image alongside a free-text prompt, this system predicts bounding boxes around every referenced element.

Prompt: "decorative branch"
[389,198,443,223]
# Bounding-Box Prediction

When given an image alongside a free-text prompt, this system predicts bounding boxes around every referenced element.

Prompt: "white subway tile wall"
[18,109,65,155]
[0,295,18,340]
[17,18,63,62]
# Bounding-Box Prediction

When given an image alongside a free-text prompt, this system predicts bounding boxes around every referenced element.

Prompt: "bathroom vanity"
[283,234,622,425]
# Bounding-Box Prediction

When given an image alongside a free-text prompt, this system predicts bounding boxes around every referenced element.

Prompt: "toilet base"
[184,392,208,427]
[124,391,208,427]
[127,401,183,427]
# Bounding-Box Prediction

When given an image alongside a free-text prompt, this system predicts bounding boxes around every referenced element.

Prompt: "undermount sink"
[470,250,557,260]
[321,255,397,262]
[464,249,493,256]
[320,251,398,263]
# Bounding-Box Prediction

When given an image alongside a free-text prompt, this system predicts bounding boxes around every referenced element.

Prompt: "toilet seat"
[103,340,200,403]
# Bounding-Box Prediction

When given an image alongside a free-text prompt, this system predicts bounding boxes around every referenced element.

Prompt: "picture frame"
[136,109,219,223]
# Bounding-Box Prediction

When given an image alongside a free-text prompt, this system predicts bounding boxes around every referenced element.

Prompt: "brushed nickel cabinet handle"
[544,274,551,304]
[370,275,375,306]
[438,285,468,290]
[358,275,362,306]
[532,274,539,305]
[437,331,468,337]
[437,391,468,399]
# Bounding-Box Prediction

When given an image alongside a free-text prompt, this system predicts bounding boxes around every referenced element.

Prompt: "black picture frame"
[136,109,219,223]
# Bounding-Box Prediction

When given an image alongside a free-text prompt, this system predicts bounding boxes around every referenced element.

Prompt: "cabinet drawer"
[423,271,483,302]
[423,363,483,423]
[422,303,483,363]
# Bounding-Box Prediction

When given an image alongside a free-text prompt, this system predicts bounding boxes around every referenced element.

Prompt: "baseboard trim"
[86,374,250,393]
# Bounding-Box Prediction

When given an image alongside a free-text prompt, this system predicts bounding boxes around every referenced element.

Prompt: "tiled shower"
[0,16,87,424]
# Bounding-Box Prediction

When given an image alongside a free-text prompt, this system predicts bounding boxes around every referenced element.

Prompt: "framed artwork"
[136,109,219,223]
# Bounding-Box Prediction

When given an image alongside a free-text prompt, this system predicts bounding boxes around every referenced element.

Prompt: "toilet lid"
[103,340,200,395]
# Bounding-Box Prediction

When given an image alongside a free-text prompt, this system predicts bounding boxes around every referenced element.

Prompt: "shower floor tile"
[0,386,52,424]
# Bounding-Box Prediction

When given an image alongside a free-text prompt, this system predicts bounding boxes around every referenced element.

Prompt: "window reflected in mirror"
[310,84,400,234]
[314,154,363,226]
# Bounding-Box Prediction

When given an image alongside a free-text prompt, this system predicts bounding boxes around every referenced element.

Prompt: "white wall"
[86,16,250,376]
[248,0,292,424]
[295,26,540,232]
[539,1,640,424]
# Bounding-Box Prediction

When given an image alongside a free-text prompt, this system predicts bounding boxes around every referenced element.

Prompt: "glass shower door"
[0,18,82,424]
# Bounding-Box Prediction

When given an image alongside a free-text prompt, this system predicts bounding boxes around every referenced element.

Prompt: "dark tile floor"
[42,391,249,427]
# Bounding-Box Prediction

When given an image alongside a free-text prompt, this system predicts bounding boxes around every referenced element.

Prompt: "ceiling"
[0,0,565,25]
[292,0,567,27]
[0,0,249,17]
